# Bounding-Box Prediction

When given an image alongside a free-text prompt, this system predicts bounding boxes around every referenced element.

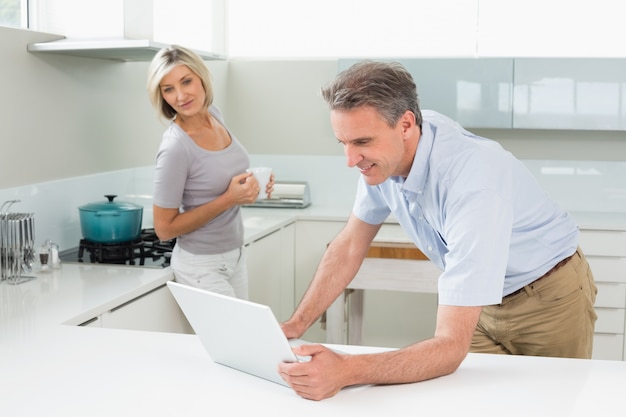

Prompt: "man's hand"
[278,344,350,401]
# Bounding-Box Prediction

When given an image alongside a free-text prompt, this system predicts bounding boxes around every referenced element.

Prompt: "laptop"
[167,281,308,387]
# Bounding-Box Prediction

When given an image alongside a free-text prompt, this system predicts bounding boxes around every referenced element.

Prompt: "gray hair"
[321,61,422,128]
[146,45,214,121]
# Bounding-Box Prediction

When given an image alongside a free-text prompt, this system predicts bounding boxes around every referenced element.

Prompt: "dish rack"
[0,200,36,285]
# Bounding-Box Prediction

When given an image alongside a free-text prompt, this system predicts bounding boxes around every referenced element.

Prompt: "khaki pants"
[471,247,598,359]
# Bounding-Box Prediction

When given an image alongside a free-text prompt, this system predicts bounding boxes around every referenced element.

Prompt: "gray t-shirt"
[152,105,249,254]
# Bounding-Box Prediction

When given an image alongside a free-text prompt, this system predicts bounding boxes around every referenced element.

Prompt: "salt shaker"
[39,244,50,272]
[45,240,61,269]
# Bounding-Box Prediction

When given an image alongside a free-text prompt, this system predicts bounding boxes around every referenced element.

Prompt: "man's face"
[331,106,412,186]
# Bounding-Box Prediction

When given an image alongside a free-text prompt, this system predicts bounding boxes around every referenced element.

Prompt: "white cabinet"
[395,58,513,129]
[99,284,193,334]
[339,57,626,131]
[579,229,626,361]
[513,59,626,131]
[247,222,295,322]
[339,58,513,129]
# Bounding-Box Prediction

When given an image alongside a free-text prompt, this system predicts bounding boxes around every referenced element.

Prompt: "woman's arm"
[153,172,260,241]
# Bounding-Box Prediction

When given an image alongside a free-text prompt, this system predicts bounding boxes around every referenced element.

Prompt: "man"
[278,61,597,401]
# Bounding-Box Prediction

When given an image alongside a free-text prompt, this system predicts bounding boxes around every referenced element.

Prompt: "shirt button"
[428,246,433,251]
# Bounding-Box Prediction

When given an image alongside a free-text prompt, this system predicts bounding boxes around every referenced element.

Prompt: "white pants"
[170,244,249,299]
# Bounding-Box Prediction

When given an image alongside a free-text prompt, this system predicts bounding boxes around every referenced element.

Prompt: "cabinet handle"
[79,317,99,326]
[108,284,165,313]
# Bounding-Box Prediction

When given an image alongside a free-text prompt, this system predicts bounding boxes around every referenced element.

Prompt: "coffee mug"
[246,167,272,200]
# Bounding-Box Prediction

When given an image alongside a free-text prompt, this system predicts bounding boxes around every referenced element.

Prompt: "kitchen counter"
[2,323,626,416]
[0,207,347,347]
[242,205,626,233]
[2,207,626,416]
[0,263,175,343]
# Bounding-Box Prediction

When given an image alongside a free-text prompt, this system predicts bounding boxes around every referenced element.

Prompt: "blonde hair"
[147,45,214,121]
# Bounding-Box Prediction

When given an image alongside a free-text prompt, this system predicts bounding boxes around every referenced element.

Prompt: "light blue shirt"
[353,111,579,306]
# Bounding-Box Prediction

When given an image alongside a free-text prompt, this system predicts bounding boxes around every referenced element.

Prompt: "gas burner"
[78,237,146,265]
[67,228,175,268]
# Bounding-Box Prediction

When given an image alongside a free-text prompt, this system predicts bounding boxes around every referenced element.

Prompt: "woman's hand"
[266,173,276,199]
[228,172,261,205]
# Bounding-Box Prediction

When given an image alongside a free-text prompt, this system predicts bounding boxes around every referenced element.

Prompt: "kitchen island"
[2,207,626,416]
[2,313,626,416]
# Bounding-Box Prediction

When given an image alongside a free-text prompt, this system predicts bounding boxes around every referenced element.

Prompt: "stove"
[59,229,175,268]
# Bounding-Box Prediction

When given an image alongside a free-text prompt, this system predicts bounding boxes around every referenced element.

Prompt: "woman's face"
[160,64,205,118]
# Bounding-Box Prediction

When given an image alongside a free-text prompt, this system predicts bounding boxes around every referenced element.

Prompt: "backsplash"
[0,156,624,252]
[0,167,156,252]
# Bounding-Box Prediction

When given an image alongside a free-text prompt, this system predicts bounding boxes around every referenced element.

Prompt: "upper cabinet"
[513,59,626,131]
[340,58,513,129]
[401,59,513,129]
[339,58,626,131]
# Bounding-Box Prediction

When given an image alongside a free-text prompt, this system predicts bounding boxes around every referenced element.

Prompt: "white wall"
[225,0,626,58]
[0,26,228,189]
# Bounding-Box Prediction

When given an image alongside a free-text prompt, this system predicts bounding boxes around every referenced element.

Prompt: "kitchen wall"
[1,25,625,250]
[0,26,228,190]
[3,25,626,191]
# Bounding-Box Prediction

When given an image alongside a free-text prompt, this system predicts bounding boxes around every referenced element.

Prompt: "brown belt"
[505,251,576,298]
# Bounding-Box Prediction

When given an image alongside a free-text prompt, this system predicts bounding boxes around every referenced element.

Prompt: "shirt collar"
[389,120,435,197]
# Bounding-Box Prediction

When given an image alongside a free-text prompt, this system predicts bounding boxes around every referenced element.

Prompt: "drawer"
[592,333,624,361]
[595,308,625,334]
[587,257,626,284]
[595,282,626,308]
[579,230,626,257]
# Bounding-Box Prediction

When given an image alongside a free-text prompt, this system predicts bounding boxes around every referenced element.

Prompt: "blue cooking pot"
[78,195,143,243]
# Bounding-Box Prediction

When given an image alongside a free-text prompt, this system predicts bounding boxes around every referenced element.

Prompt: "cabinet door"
[579,230,626,258]
[513,58,626,130]
[339,58,514,128]
[593,334,624,361]
[247,223,295,322]
[100,284,193,334]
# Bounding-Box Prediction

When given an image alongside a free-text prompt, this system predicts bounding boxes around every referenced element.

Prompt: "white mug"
[246,167,272,200]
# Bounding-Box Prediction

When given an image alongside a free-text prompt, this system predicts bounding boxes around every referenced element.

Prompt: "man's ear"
[400,110,416,135]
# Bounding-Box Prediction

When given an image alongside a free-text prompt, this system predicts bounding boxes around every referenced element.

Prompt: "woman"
[146,45,272,299]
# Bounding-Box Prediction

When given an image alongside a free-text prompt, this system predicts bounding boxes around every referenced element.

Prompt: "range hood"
[27,38,225,62]
[27,1,225,62]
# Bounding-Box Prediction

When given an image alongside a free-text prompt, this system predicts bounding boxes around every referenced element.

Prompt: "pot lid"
[78,195,143,212]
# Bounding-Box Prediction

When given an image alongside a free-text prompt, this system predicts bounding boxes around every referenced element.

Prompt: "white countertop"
[241,204,626,236]
[2,324,626,417]
[0,263,174,344]
[2,207,626,416]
